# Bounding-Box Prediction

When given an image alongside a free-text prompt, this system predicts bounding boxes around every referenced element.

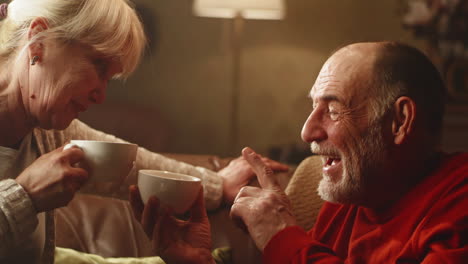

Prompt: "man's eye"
[330,112,339,120]
[328,108,340,120]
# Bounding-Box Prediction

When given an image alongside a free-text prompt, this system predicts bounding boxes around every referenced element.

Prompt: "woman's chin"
[45,115,75,130]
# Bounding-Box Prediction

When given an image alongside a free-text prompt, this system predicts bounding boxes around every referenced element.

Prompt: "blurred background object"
[399,0,468,103]
[399,0,468,154]
[78,0,468,163]
[193,0,285,154]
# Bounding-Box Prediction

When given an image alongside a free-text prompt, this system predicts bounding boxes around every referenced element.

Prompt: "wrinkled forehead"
[310,47,376,104]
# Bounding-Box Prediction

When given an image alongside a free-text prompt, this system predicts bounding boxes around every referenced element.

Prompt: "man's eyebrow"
[309,94,343,104]
[320,95,342,103]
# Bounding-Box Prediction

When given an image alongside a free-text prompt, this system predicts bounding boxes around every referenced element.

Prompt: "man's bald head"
[328,42,446,146]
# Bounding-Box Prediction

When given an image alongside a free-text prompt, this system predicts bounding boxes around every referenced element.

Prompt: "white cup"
[64,140,138,191]
[138,170,202,214]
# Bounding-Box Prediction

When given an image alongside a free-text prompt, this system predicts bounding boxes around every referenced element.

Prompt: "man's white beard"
[317,121,387,205]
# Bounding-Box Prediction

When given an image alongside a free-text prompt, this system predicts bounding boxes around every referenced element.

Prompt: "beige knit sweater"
[0,119,223,264]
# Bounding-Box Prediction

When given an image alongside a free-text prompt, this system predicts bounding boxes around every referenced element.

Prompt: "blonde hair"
[0,0,146,78]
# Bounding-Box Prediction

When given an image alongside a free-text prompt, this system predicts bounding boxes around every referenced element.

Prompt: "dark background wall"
[80,0,468,159]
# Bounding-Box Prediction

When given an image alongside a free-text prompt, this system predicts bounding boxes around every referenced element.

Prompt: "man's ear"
[27,17,49,64]
[392,96,416,145]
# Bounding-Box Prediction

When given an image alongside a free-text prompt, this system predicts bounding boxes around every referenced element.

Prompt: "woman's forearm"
[0,179,38,255]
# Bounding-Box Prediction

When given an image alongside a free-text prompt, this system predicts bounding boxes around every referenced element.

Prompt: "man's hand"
[129,186,215,264]
[218,154,289,204]
[230,147,297,251]
[15,146,89,212]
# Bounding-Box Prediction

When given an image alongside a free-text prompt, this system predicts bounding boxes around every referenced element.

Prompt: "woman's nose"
[301,110,327,143]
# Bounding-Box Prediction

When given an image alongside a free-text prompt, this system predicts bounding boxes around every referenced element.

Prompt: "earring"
[30,56,40,66]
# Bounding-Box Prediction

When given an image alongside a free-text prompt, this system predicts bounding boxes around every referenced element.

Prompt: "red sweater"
[264,153,468,263]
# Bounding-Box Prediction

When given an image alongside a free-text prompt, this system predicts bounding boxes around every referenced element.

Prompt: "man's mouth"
[325,157,342,167]
[310,142,343,180]
[321,155,343,180]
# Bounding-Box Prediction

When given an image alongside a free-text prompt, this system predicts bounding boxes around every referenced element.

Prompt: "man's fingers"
[242,147,280,190]
[129,185,145,221]
[234,186,262,201]
[230,200,250,233]
[152,208,171,253]
[261,158,289,171]
[189,188,207,223]
[158,209,182,252]
[141,196,159,237]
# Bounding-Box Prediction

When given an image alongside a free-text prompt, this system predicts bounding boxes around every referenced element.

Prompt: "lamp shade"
[193,0,285,20]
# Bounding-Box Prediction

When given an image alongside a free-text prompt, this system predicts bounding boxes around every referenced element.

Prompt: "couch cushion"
[285,155,324,230]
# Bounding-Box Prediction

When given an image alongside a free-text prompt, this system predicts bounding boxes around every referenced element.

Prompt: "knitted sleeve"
[0,179,38,255]
[50,119,223,210]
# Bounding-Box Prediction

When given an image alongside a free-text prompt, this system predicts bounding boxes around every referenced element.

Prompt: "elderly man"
[130,41,468,263]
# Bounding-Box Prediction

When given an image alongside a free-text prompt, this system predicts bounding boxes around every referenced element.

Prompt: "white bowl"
[137,170,202,214]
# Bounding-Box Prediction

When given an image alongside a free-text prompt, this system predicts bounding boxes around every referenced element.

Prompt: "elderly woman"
[0,0,288,263]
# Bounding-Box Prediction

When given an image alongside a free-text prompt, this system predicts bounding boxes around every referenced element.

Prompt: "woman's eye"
[93,59,108,77]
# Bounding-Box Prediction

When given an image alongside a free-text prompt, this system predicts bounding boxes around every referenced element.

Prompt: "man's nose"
[301,110,327,143]
[89,82,107,104]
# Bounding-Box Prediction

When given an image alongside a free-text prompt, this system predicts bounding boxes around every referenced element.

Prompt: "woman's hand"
[218,152,289,204]
[15,146,89,212]
[129,186,215,264]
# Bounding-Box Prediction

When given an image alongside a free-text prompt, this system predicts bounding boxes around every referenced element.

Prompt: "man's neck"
[363,150,442,212]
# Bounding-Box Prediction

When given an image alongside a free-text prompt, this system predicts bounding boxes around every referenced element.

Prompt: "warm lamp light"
[193,0,285,20]
[193,0,285,154]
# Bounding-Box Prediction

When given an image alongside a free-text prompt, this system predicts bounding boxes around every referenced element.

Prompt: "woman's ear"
[391,96,416,145]
[27,17,49,64]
